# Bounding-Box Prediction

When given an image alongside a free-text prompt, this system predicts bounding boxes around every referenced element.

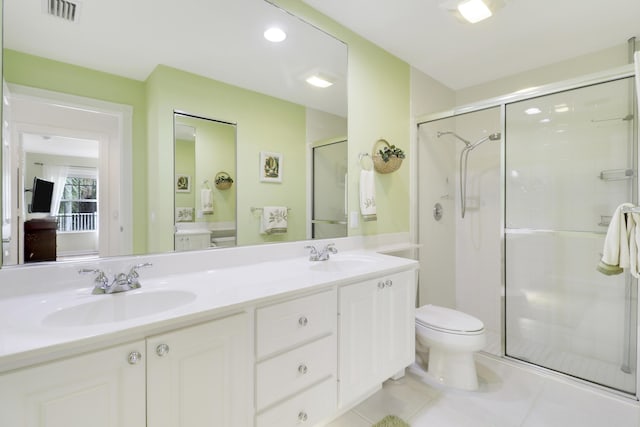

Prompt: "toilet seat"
[416,304,484,335]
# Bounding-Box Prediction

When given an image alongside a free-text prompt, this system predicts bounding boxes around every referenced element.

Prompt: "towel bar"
[250,207,292,213]
[622,206,640,213]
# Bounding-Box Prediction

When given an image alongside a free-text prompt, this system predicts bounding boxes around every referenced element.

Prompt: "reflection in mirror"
[1,86,131,266]
[312,138,348,238]
[2,0,347,269]
[174,113,237,251]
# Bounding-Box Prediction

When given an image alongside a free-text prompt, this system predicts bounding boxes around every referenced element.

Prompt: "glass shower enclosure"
[505,76,638,394]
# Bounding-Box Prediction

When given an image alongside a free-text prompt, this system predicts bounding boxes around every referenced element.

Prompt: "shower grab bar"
[598,168,635,181]
[622,206,640,213]
[311,219,348,225]
[505,228,606,237]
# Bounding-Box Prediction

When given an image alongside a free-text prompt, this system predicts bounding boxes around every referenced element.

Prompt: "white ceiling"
[302,0,640,90]
[4,0,347,116]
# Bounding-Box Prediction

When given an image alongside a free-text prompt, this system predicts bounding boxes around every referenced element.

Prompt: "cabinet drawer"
[255,377,336,427]
[256,334,336,411]
[256,289,336,358]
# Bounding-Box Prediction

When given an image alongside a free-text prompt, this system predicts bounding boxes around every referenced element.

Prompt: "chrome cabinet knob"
[298,364,308,374]
[298,316,308,326]
[385,279,393,287]
[298,411,308,422]
[156,343,170,357]
[127,351,142,365]
[378,281,385,289]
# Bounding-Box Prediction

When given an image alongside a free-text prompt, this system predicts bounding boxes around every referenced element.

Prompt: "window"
[57,172,97,232]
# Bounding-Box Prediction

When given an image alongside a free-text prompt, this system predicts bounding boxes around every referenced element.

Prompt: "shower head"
[469,132,502,150]
[437,131,471,146]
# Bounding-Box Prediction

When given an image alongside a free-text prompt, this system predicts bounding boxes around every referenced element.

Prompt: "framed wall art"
[259,151,283,183]
[175,174,191,192]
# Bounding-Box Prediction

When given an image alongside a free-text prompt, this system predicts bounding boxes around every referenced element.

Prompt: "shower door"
[505,77,638,394]
[311,139,347,238]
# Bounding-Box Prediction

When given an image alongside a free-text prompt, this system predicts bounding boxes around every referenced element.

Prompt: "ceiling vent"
[45,0,79,22]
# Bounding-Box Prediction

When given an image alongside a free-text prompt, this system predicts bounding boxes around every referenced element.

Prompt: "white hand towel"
[260,206,288,235]
[629,212,640,278]
[201,189,213,214]
[597,203,633,275]
[359,169,377,221]
[635,52,640,110]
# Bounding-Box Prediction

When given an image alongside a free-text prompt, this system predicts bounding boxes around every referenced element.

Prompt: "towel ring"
[359,152,373,171]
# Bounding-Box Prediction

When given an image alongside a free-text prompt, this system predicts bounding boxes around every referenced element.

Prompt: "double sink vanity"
[0,238,418,427]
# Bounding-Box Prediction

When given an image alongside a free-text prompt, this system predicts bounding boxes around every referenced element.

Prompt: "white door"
[146,313,250,427]
[0,341,146,427]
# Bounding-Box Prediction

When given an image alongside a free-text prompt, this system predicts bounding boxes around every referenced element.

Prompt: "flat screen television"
[30,177,54,214]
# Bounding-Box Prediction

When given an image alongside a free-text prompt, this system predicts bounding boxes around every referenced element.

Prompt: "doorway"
[2,84,132,264]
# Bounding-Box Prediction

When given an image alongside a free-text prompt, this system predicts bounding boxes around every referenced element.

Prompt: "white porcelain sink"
[309,255,377,272]
[42,290,197,327]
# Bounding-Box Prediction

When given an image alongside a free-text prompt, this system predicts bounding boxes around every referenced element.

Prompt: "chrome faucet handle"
[79,268,109,294]
[304,245,319,261]
[126,262,152,289]
[127,262,152,279]
[325,243,338,254]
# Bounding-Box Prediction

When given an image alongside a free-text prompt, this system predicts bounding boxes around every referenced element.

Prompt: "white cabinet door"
[338,270,416,408]
[0,341,146,427]
[146,312,250,427]
[338,278,379,407]
[377,270,415,379]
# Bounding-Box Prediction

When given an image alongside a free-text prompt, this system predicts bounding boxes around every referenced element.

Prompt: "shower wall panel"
[417,107,502,356]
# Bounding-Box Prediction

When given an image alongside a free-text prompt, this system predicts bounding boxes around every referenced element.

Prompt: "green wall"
[272,0,411,237]
[145,65,307,253]
[174,138,196,210]
[3,49,149,254]
[175,115,237,225]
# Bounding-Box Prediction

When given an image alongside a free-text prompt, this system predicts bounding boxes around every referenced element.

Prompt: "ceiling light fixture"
[457,0,493,23]
[306,75,334,88]
[264,27,287,43]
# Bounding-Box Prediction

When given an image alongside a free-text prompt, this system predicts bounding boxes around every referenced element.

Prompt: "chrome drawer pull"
[298,364,308,374]
[298,411,308,422]
[156,343,170,357]
[127,351,142,365]
[298,316,308,326]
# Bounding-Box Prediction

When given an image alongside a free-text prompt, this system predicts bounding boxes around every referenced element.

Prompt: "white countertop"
[0,249,417,373]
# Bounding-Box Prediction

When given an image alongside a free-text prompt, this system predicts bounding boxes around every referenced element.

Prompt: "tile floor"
[327,353,640,426]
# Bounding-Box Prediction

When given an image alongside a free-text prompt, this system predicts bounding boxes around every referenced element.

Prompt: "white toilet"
[415,304,486,391]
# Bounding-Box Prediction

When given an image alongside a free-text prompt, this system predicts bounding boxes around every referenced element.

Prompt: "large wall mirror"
[1,0,347,267]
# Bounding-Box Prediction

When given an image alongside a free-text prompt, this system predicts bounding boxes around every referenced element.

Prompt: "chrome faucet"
[80,263,153,294]
[304,243,338,261]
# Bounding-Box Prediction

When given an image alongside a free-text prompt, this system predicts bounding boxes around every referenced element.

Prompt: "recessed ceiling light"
[264,27,286,43]
[306,75,334,88]
[457,0,492,23]
[525,107,541,115]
